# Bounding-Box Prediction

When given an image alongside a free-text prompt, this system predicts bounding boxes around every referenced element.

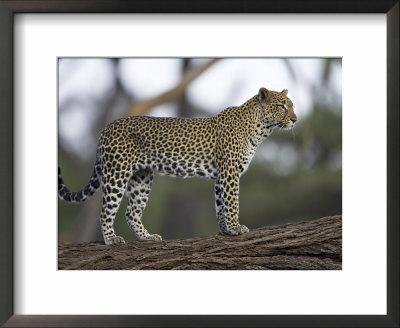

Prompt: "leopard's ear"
[281,89,288,95]
[258,87,270,106]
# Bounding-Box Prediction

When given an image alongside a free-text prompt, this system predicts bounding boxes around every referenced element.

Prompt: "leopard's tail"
[58,159,101,203]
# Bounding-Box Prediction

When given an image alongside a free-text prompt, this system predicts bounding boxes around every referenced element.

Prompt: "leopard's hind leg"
[125,168,162,241]
[99,168,129,245]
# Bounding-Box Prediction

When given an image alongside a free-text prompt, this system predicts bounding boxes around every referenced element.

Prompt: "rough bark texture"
[58,215,341,270]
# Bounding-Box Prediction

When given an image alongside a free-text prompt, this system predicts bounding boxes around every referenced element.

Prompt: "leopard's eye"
[279,104,287,111]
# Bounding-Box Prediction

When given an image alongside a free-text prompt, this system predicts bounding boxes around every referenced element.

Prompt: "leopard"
[58,87,297,245]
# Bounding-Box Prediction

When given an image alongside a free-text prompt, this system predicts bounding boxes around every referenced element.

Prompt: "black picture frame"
[0,1,398,327]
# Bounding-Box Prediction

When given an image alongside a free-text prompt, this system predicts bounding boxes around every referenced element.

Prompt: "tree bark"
[58,215,341,270]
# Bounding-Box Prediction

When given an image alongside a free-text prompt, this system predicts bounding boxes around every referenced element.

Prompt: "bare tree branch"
[58,215,342,270]
[126,59,220,117]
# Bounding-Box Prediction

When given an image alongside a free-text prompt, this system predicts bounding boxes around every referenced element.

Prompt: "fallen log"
[58,215,342,270]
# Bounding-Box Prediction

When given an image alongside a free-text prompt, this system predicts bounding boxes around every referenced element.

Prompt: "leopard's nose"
[290,117,297,124]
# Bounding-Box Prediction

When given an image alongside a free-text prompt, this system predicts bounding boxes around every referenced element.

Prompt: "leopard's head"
[258,87,297,130]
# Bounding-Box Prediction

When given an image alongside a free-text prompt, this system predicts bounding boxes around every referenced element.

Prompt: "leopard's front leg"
[215,171,249,236]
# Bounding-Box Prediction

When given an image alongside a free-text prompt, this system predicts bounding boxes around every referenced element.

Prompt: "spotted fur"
[58,87,297,245]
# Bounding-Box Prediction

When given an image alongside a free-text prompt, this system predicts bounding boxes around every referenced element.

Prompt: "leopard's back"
[99,116,219,179]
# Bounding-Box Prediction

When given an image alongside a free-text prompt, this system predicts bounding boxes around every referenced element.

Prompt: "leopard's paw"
[146,234,162,241]
[237,225,249,234]
[222,224,249,236]
[105,236,126,245]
